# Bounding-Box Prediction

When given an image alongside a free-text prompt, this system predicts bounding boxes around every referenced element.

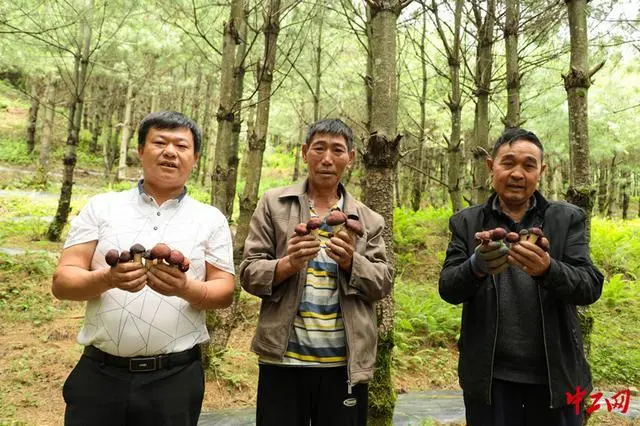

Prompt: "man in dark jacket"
[439,128,603,426]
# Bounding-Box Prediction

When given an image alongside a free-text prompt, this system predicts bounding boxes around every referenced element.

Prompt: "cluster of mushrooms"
[104,243,190,272]
[475,227,549,251]
[294,210,365,240]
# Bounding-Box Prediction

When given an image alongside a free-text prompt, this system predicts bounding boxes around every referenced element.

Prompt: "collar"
[137,179,188,203]
[279,179,359,217]
[491,193,537,213]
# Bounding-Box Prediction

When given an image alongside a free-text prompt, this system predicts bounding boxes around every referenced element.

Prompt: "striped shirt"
[261,197,347,367]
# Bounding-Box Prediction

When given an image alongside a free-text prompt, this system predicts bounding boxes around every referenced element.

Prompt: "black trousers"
[63,354,205,426]
[464,379,583,426]
[257,364,368,426]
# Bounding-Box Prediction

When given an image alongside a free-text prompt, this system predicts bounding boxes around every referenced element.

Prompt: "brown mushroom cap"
[130,243,146,255]
[505,232,520,243]
[179,258,190,273]
[105,249,119,267]
[294,223,310,236]
[150,243,171,260]
[167,250,185,266]
[519,229,530,237]
[118,250,132,263]
[306,217,322,231]
[530,227,543,236]
[474,231,491,242]
[326,211,347,226]
[490,228,507,241]
[345,218,364,237]
[536,237,549,251]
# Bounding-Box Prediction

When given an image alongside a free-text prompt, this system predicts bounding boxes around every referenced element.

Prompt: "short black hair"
[304,118,354,150]
[138,111,202,154]
[492,128,544,161]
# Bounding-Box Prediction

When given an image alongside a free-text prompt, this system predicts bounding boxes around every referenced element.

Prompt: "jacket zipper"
[488,274,499,404]
[337,267,353,392]
[538,286,554,408]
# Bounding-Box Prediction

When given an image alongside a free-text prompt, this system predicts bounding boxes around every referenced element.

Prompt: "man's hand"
[508,238,550,277]
[472,241,509,276]
[146,263,189,297]
[326,230,355,272]
[104,262,147,293]
[286,233,321,270]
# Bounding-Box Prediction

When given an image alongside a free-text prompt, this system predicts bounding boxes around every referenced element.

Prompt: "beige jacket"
[239,181,393,385]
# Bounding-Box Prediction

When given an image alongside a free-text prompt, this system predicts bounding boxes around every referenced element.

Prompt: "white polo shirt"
[64,185,235,357]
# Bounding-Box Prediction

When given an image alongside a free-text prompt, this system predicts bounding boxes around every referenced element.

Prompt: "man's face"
[138,127,198,191]
[487,139,546,205]
[302,132,354,190]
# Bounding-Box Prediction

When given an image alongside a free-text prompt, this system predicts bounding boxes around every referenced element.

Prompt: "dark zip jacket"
[439,191,604,408]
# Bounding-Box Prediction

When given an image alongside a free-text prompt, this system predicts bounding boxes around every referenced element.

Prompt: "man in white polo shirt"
[52,111,235,426]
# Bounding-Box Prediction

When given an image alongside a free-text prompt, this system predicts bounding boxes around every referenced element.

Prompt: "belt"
[83,345,201,373]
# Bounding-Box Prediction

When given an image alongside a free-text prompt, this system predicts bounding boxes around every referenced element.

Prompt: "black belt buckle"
[129,356,157,372]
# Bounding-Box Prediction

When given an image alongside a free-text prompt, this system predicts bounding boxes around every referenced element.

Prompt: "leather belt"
[83,345,201,373]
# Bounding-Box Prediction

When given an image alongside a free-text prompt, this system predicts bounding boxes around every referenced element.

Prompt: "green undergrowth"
[0,253,68,325]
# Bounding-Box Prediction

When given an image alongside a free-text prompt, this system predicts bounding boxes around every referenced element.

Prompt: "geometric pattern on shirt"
[64,187,234,356]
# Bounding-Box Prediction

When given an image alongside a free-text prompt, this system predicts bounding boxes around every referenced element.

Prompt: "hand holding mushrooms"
[102,246,148,293]
[472,228,509,276]
[287,225,322,270]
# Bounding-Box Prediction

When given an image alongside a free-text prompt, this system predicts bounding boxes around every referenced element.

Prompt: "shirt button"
[157,212,161,216]
[153,226,158,230]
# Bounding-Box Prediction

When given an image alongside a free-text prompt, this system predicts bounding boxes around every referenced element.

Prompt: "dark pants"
[464,379,583,426]
[63,354,205,426]
[257,364,368,426]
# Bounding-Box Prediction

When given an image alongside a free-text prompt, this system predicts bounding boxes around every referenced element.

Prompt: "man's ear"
[486,157,494,172]
[348,149,355,167]
[138,144,144,158]
[540,163,547,176]
[301,144,309,163]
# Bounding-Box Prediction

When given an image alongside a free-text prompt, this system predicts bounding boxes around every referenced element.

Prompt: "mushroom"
[519,229,530,242]
[306,217,323,237]
[325,211,347,233]
[490,227,506,241]
[294,223,310,237]
[105,249,119,267]
[345,218,364,240]
[118,250,132,263]
[130,243,146,265]
[505,232,520,244]
[150,243,171,265]
[167,250,185,268]
[474,231,491,244]
[179,258,190,273]
[528,227,543,244]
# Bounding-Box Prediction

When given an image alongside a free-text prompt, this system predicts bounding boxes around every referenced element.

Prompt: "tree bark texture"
[47,0,93,241]
[234,0,281,262]
[211,0,245,217]
[36,76,58,186]
[503,0,521,129]
[26,79,42,154]
[471,0,495,205]
[363,2,406,423]
[117,80,134,182]
[596,160,607,215]
[226,1,248,219]
[432,0,464,212]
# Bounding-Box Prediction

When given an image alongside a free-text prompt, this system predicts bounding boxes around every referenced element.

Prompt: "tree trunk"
[604,155,617,218]
[596,160,607,216]
[196,76,214,183]
[292,124,303,182]
[503,0,521,129]
[621,173,629,220]
[26,79,42,154]
[471,0,495,205]
[36,76,58,186]
[235,0,281,260]
[432,0,464,212]
[363,2,405,423]
[563,4,599,417]
[47,0,93,242]
[226,1,248,219]
[117,80,134,182]
[211,0,245,217]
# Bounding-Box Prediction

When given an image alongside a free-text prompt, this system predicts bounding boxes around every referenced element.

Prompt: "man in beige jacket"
[240,118,392,426]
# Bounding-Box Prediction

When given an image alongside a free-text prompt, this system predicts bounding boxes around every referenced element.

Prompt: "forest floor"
[0,89,638,425]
